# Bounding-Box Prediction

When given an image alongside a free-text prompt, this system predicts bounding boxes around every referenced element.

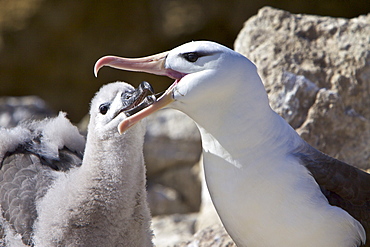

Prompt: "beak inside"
[118,89,174,134]
[120,81,156,117]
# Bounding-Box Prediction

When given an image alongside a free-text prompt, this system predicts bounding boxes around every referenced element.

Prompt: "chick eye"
[182,52,200,63]
[99,103,110,115]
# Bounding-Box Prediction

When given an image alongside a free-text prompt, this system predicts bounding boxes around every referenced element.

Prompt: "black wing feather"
[295,146,370,247]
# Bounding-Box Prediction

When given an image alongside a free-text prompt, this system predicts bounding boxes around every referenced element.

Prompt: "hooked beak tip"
[94,58,106,77]
[93,52,170,78]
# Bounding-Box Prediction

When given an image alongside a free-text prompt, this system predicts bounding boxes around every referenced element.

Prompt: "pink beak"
[94,52,181,133]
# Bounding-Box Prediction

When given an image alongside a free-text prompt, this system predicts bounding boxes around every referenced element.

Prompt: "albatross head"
[94,41,268,133]
[88,81,155,139]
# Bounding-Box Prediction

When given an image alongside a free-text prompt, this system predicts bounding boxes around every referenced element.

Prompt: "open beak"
[118,89,174,134]
[118,81,156,117]
[94,52,181,134]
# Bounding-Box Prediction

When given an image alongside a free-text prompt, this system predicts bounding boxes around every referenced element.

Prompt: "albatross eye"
[182,52,200,63]
[99,103,110,115]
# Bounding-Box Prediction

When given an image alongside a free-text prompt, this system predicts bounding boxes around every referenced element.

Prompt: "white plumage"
[95,41,370,247]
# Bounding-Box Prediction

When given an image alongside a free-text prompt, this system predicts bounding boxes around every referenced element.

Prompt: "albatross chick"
[0,81,155,246]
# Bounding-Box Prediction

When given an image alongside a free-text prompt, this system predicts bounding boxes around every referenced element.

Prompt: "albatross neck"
[172,57,300,167]
[181,90,299,170]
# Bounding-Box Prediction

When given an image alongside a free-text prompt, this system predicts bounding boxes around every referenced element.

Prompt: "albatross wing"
[295,146,370,246]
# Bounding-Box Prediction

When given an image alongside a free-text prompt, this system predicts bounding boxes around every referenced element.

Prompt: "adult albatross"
[0,81,154,246]
[95,41,370,247]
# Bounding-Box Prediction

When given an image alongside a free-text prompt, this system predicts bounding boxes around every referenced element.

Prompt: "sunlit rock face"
[235,7,370,170]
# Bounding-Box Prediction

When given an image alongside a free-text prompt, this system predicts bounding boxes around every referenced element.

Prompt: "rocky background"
[1,2,370,247]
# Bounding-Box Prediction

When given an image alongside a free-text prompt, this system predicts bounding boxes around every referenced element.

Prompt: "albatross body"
[95,41,370,247]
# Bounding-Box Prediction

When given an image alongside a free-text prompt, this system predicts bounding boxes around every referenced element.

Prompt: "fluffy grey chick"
[0,81,154,247]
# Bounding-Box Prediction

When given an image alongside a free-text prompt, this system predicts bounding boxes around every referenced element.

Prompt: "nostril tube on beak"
[139,81,155,95]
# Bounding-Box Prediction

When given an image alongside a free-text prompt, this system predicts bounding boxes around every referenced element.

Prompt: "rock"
[152,213,197,247]
[175,225,236,247]
[144,109,202,215]
[235,6,370,169]
[0,96,55,127]
[195,156,222,232]
[144,109,202,176]
[265,71,319,129]
[151,163,201,213]
[147,183,190,216]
